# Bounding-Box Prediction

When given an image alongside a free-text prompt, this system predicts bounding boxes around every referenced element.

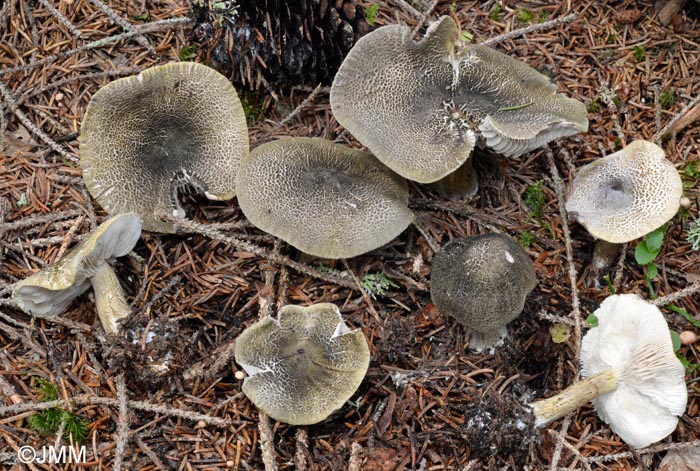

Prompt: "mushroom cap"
[330,16,587,182]
[565,140,682,243]
[331,16,475,183]
[234,303,370,425]
[581,294,687,448]
[236,137,414,259]
[80,62,249,233]
[430,233,537,332]
[457,44,588,157]
[12,213,142,318]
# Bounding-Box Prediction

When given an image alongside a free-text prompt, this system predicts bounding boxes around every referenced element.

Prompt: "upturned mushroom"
[80,62,249,233]
[234,303,370,425]
[12,213,142,334]
[529,294,687,448]
[565,140,683,270]
[430,234,537,351]
[331,16,587,195]
[235,137,414,259]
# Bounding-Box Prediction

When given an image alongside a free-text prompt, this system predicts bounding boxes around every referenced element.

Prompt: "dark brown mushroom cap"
[11,213,142,318]
[331,16,475,183]
[457,45,588,157]
[331,16,587,180]
[236,137,414,259]
[80,62,249,233]
[234,303,370,425]
[430,234,537,332]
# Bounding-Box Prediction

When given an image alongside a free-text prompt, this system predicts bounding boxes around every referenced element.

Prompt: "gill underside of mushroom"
[92,262,131,335]
[528,368,618,426]
[169,168,211,217]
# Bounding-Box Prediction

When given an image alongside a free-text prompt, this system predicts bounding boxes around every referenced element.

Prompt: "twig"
[348,442,363,471]
[652,281,700,306]
[412,216,440,253]
[87,0,155,54]
[0,17,189,77]
[0,209,84,233]
[21,68,141,105]
[656,93,700,142]
[549,414,572,471]
[481,13,577,47]
[395,0,422,19]
[551,429,592,471]
[113,375,130,471]
[36,0,82,36]
[260,84,323,140]
[342,259,381,324]
[411,0,439,36]
[295,428,308,471]
[258,412,279,471]
[133,435,168,471]
[0,81,78,163]
[588,440,700,463]
[55,215,85,261]
[162,214,357,290]
[598,81,625,142]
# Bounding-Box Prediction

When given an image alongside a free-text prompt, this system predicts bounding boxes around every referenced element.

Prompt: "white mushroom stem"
[528,368,618,426]
[591,240,622,271]
[92,263,131,335]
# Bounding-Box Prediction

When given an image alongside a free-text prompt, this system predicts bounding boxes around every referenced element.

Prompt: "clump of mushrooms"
[80,62,249,233]
[331,16,587,197]
[235,137,414,259]
[430,233,537,351]
[12,213,142,334]
[234,303,370,425]
[530,294,687,448]
[565,140,683,271]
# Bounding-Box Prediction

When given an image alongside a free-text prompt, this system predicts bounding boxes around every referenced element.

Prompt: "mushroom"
[430,234,537,351]
[12,213,142,334]
[529,294,687,448]
[235,137,414,259]
[80,62,249,233]
[565,140,683,270]
[331,16,587,194]
[234,303,370,425]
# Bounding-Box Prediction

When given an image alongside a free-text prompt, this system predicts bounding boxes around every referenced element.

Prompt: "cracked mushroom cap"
[80,62,249,233]
[234,303,370,425]
[565,140,683,243]
[330,16,587,182]
[11,213,142,318]
[457,44,588,157]
[235,137,413,259]
[430,234,537,332]
[331,16,475,183]
[581,294,687,448]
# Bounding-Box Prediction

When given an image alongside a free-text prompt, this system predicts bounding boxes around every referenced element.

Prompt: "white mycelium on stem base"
[530,294,687,448]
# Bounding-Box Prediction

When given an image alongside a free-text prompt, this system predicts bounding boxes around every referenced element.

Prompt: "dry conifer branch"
[87,0,155,54]
[411,0,439,36]
[21,68,141,105]
[481,12,577,46]
[348,442,363,471]
[548,414,572,471]
[588,440,700,463]
[295,428,309,471]
[262,83,324,140]
[257,269,279,471]
[412,216,441,253]
[656,92,700,142]
[36,0,82,37]
[162,214,358,290]
[652,281,700,306]
[0,209,84,232]
[599,82,625,142]
[133,435,168,471]
[113,375,131,471]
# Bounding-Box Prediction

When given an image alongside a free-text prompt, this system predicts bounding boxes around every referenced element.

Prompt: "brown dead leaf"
[2,125,37,156]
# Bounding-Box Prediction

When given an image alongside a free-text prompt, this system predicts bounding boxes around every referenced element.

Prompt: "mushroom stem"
[467,326,508,352]
[591,240,622,271]
[430,157,478,199]
[529,368,618,426]
[92,263,131,335]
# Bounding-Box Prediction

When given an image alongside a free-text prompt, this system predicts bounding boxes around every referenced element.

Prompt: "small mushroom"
[80,62,249,233]
[331,16,587,190]
[12,213,142,334]
[235,137,414,259]
[529,294,687,448]
[565,140,683,270]
[430,234,537,351]
[234,303,370,425]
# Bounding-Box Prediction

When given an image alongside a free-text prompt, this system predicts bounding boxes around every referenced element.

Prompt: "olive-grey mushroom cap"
[236,137,414,259]
[80,62,249,233]
[430,234,537,332]
[11,213,142,318]
[565,140,682,243]
[234,303,370,425]
[331,16,587,182]
[457,45,588,157]
[581,294,687,448]
[331,16,476,183]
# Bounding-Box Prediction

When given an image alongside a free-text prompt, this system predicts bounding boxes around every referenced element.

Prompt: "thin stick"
[0,209,83,232]
[548,415,572,471]
[36,0,82,36]
[656,93,700,142]
[588,440,700,463]
[411,0,439,36]
[133,435,168,471]
[257,268,279,471]
[295,428,308,471]
[0,17,189,77]
[261,84,323,139]
[21,68,141,105]
[481,13,577,47]
[599,81,625,142]
[412,216,440,253]
[348,442,363,471]
[87,0,154,54]
[112,375,130,471]
[162,214,357,290]
[652,281,700,306]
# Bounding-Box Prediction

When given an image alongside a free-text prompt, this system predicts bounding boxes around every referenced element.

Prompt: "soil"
[1,1,699,470]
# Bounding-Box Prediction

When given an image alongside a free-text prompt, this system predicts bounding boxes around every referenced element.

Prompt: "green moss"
[517,9,535,24]
[660,89,675,108]
[632,45,646,62]
[27,379,89,444]
[519,232,536,248]
[490,3,502,21]
[365,4,379,26]
[179,45,197,61]
[523,180,546,218]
